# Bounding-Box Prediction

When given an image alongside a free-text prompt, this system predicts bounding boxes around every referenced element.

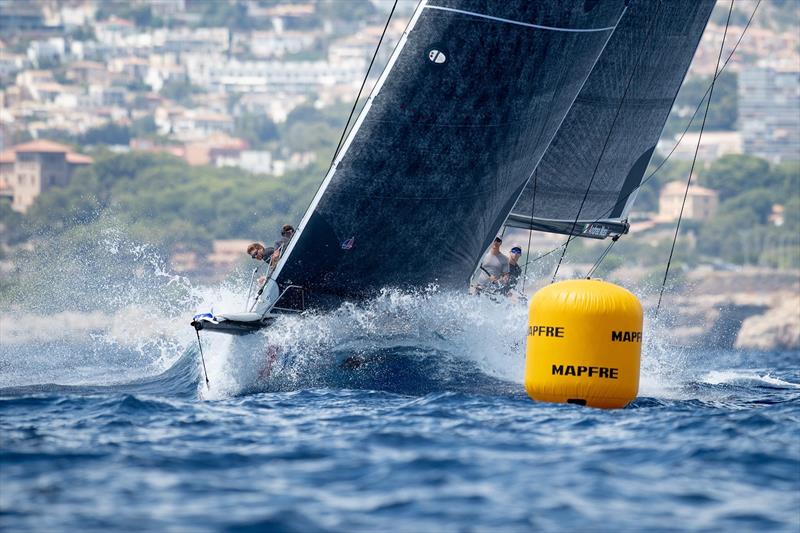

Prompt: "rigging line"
[586,235,619,279]
[524,0,760,274]
[522,169,537,293]
[195,329,210,388]
[494,4,629,287]
[487,0,615,287]
[522,242,567,268]
[552,0,664,284]
[640,0,761,188]
[655,0,734,319]
[330,0,398,166]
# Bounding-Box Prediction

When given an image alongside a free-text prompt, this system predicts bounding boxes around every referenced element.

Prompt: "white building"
[27,38,65,67]
[184,54,365,94]
[0,52,28,81]
[657,131,743,161]
[739,64,800,163]
[248,31,315,58]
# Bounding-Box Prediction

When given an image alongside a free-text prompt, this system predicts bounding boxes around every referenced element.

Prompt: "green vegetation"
[159,80,203,106]
[8,151,320,262]
[566,153,799,274]
[234,113,279,149]
[697,156,799,268]
[663,72,738,139]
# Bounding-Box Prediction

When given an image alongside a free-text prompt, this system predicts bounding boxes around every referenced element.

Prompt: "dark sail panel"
[508,0,715,238]
[273,0,626,309]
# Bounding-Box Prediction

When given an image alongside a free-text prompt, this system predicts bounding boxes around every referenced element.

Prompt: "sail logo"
[583,224,609,237]
[428,49,446,64]
[341,237,355,250]
[611,331,642,343]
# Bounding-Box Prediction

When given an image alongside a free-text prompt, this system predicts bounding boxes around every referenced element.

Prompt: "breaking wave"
[4,224,796,407]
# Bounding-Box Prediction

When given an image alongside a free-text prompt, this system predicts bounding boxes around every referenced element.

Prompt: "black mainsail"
[270,0,627,311]
[505,0,716,239]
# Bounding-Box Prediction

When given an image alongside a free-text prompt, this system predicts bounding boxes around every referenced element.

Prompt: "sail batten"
[423,5,619,33]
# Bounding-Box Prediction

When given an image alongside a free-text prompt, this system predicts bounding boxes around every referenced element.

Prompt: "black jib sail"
[505,0,715,240]
[270,0,627,311]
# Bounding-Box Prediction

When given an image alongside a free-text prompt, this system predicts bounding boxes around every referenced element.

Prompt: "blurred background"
[0,0,798,349]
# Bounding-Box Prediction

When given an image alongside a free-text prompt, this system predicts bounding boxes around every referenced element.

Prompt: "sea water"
[1,290,798,532]
[1,233,798,531]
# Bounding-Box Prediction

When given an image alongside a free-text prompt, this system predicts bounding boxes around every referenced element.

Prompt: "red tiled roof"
[65,152,93,165]
[5,140,93,165]
[13,139,72,153]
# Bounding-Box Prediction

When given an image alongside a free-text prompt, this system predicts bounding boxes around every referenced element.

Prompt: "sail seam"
[425,5,617,33]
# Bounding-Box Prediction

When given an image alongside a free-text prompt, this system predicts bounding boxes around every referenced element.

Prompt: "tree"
[131,115,157,137]
[234,113,279,148]
[79,123,131,146]
[773,160,800,200]
[0,202,28,245]
[720,190,776,224]
[663,72,738,138]
[702,154,772,201]
[160,80,200,106]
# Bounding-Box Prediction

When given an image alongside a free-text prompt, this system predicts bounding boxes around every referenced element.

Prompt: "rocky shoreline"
[653,268,800,350]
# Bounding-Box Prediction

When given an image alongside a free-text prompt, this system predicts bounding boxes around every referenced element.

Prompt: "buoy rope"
[655,0,734,318]
[641,0,760,193]
[330,0,398,166]
[552,0,664,284]
[520,0,760,274]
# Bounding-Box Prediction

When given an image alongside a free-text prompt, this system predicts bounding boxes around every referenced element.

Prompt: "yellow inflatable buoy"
[524,279,642,409]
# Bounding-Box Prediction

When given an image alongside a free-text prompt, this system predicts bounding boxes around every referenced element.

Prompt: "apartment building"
[739,65,800,162]
[658,181,719,222]
[0,139,92,212]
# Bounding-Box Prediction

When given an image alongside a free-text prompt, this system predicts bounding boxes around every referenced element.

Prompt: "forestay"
[506,0,715,239]
[271,0,627,311]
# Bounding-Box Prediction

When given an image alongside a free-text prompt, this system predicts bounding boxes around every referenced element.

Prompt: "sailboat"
[191,0,715,336]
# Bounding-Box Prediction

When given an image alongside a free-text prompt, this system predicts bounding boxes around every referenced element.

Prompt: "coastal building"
[0,139,92,212]
[658,180,719,222]
[738,65,800,162]
[657,131,743,161]
[0,52,28,82]
[183,54,365,95]
[248,31,315,58]
[0,177,13,204]
[209,239,253,272]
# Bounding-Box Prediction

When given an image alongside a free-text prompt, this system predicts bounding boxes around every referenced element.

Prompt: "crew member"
[506,246,523,293]
[247,242,274,263]
[271,224,295,267]
[477,237,509,289]
[247,242,275,286]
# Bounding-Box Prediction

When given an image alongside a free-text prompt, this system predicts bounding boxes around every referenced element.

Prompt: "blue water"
[2,293,799,532]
